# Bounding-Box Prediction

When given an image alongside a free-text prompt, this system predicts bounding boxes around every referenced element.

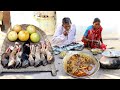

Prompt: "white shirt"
[51,24,76,47]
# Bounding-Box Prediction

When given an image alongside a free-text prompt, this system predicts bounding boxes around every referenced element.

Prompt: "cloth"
[52,43,84,55]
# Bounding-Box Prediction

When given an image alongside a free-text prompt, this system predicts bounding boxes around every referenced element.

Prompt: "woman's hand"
[93,40,100,43]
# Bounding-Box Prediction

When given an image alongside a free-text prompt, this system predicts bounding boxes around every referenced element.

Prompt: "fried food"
[91,49,103,55]
[59,51,67,59]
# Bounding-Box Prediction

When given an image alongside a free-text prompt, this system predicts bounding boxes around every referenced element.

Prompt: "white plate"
[102,50,120,57]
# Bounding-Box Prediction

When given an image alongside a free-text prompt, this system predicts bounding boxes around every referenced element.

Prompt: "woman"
[51,17,76,47]
[81,18,106,50]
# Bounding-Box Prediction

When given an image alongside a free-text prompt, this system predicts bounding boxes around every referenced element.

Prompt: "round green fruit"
[7,31,18,41]
[30,33,40,43]
[27,25,36,34]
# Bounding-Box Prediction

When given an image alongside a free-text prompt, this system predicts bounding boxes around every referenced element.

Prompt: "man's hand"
[63,31,68,36]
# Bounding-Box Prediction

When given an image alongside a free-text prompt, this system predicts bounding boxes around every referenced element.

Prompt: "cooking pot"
[63,51,100,79]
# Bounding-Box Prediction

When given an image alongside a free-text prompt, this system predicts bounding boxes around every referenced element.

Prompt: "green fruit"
[18,30,29,42]
[13,24,22,33]
[30,33,40,43]
[7,31,18,41]
[27,25,36,34]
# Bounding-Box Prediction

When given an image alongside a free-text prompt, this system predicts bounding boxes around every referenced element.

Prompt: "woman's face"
[63,23,71,31]
[93,22,100,30]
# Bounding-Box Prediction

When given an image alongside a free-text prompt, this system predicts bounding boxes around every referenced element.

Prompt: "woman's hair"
[93,18,101,23]
[62,17,72,24]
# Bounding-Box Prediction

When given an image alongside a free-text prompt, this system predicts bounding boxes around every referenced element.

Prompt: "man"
[51,17,76,47]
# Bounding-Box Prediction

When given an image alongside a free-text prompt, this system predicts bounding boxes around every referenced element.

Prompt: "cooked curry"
[66,53,96,77]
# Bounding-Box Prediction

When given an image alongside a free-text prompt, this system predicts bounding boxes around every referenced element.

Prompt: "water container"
[34,11,56,36]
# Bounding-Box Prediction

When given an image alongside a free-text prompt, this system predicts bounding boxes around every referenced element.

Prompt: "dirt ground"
[0,30,120,79]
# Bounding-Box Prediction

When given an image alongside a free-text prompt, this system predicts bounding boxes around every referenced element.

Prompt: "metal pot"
[63,51,100,79]
[102,49,120,58]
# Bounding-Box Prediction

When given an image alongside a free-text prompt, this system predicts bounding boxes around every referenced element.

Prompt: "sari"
[82,25,106,49]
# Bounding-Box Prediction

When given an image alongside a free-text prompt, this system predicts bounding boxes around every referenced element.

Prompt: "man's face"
[63,23,71,31]
[93,22,100,30]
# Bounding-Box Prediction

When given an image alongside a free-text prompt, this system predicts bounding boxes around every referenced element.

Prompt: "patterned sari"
[82,25,103,49]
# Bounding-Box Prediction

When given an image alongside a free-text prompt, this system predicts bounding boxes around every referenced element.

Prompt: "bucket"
[34,11,56,36]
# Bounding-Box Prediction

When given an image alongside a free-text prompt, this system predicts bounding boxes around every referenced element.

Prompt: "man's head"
[93,18,101,30]
[62,17,72,31]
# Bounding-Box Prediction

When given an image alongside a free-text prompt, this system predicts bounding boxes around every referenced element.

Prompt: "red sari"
[82,26,106,49]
